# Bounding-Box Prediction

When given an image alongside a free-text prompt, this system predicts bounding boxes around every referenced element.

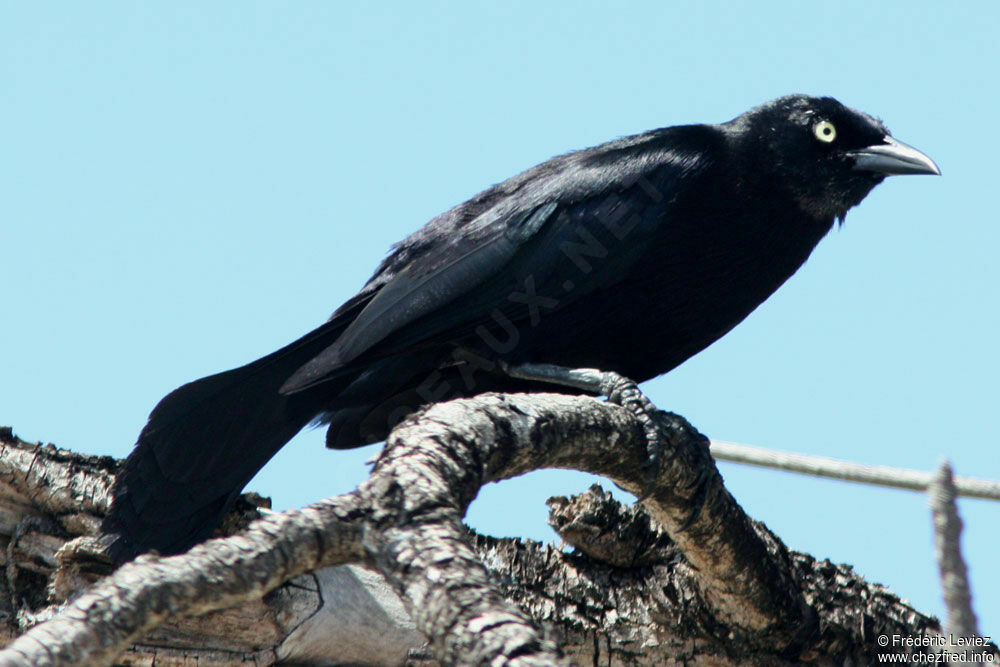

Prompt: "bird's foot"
[503,362,712,529]
[599,373,664,478]
[501,363,665,478]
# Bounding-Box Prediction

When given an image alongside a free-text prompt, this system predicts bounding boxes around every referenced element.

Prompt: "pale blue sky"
[3,2,997,636]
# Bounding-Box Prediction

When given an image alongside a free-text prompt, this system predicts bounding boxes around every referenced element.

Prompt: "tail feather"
[102,323,348,563]
[102,312,543,562]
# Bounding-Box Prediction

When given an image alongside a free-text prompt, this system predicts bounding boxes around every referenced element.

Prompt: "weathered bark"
[0,395,986,665]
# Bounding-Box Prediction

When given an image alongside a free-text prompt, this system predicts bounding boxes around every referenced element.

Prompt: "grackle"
[102,95,939,563]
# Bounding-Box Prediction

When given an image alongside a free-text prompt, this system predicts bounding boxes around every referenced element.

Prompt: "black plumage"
[102,95,939,563]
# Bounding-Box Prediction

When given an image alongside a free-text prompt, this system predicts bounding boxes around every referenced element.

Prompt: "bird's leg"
[501,362,712,529]
[500,362,663,471]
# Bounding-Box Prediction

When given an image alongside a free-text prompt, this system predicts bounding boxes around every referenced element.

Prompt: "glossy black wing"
[282,126,712,393]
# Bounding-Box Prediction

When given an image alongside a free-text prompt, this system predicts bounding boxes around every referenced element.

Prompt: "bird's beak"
[847,136,941,176]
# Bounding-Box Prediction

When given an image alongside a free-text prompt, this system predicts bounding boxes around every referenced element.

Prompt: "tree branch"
[929,460,979,639]
[0,395,982,665]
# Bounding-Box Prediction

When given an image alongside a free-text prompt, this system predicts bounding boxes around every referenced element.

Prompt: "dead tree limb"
[0,393,982,665]
[929,460,980,639]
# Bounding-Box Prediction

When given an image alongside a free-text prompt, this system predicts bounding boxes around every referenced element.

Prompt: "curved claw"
[501,362,668,493]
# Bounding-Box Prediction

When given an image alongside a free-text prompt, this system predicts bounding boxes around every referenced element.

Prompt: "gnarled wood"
[0,394,984,665]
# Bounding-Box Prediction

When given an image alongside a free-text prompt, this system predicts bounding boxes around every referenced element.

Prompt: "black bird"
[102,95,939,563]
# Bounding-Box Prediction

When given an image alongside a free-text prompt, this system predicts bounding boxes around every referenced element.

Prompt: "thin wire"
[709,440,1000,501]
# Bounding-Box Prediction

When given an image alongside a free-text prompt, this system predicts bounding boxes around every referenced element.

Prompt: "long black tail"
[102,325,345,564]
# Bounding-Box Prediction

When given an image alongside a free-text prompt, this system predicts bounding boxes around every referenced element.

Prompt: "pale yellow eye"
[813,120,837,143]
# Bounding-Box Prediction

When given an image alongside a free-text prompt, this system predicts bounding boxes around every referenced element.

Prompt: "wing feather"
[281,129,710,393]
[281,203,560,392]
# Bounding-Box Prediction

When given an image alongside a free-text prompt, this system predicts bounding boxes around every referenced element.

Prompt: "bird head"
[729,95,940,222]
